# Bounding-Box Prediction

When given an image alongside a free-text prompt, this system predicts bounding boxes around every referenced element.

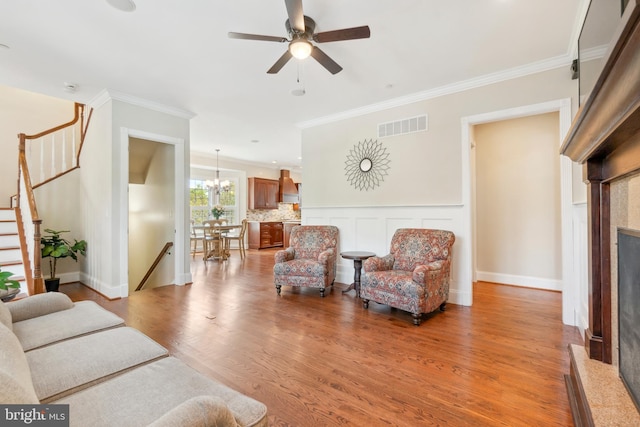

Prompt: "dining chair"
[224,219,248,259]
[190,220,205,258]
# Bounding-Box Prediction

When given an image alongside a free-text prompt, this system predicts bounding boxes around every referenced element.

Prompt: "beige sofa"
[0,293,268,427]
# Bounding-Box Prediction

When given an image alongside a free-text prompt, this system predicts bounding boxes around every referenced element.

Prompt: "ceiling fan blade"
[285,0,305,33]
[267,50,293,74]
[228,32,287,43]
[315,26,371,43]
[310,46,342,74]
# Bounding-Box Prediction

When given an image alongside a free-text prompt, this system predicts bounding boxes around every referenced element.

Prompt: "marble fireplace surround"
[561,1,640,424]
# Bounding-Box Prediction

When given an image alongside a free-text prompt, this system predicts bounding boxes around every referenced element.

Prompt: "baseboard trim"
[476,271,562,291]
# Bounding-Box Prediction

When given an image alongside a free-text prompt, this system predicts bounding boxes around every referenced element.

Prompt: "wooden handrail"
[32,166,80,190]
[23,103,82,139]
[135,242,174,292]
[17,143,39,221]
[77,106,93,165]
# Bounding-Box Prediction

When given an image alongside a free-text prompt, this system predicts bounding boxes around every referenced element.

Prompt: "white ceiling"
[0,0,585,169]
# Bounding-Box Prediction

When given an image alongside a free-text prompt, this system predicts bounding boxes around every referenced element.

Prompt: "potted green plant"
[211,205,225,219]
[41,229,87,292]
[0,267,20,302]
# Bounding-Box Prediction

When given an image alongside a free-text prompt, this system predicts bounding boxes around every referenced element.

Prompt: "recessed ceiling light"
[63,82,78,93]
[251,139,259,143]
[272,161,277,164]
[0,44,9,50]
[106,0,136,12]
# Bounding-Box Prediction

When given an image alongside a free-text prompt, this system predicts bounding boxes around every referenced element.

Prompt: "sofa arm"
[363,254,394,272]
[147,396,237,427]
[412,260,447,284]
[274,247,295,264]
[8,292,74,323]
[317,248,336,265]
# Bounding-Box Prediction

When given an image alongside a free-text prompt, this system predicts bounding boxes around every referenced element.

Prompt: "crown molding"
[87,89,196,119]
[297,54,573,129]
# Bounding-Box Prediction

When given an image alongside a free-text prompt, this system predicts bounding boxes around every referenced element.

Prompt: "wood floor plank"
[60,248,582,426]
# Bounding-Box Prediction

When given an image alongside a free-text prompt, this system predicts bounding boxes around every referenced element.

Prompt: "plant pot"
[45,278,60,292]
[0,287,20,302]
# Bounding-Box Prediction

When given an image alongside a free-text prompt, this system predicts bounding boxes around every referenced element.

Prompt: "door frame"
[461,98,575,325]
[118,128,186,296]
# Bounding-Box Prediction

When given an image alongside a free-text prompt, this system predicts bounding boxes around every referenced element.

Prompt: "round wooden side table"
[340,251,376,297]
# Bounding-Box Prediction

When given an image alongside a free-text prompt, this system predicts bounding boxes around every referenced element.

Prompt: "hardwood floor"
[61,249,582,426]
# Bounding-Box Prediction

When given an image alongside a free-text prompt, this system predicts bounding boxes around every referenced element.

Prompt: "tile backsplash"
[247,203,301,222]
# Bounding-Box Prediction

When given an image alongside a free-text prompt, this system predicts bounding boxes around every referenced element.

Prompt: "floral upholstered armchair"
[273,225,339,297]
[361,228,455,325]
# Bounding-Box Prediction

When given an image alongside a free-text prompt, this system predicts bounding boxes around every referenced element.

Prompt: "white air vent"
[378,114,428,138]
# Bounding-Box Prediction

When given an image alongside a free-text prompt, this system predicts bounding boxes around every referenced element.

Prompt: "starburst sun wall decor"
[344,139,390,191]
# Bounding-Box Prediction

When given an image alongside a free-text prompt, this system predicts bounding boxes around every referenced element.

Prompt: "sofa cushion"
[0,300,12,330]
[0,323,38,404]
[273,258,327,277]
[12,300,125,351]
[8,292,74,322]
[27,327,169,403]
[54,357,268,427]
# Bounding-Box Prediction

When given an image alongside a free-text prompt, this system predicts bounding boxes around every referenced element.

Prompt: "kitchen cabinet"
[248,221,283,249]
[248,178,279,210]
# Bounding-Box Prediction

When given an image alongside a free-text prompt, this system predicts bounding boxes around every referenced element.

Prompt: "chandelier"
[205,149,231,203]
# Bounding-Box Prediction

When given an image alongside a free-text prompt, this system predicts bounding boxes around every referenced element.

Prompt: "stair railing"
[135,242,174,291]
[17,103,92,295]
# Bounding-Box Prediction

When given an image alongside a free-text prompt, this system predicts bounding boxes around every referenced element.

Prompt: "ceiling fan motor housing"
[286,15,316,40]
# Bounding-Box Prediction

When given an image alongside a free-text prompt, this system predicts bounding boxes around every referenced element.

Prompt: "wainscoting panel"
[302,205,471,306]
[354,217,382,254]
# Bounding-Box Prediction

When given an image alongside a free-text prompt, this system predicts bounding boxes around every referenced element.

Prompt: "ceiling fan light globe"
[289,39,312,59]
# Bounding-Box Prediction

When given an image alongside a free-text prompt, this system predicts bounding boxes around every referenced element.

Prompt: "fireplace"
[618,228,640,412]
[560,1,640,424]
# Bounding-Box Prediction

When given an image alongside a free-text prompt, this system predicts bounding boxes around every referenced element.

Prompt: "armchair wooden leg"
[276,285,281,295]
[411,313,422,326]
[363,299,369,309]
[320,288,325,297]
[439,302,447,312]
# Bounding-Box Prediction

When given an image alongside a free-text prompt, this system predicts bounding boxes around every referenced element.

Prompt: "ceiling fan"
[228,0,370,75]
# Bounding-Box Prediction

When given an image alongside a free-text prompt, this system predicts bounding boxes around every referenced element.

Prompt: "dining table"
[192,224,242,261]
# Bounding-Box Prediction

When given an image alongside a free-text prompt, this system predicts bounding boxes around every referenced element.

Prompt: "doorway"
[473,112,561,290]
[117,128,186,297]
[461,98,576,325]
[128,138,175,293]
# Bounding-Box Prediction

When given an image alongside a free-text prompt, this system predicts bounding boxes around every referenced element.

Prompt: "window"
[218,180,238,223]
[189,178,239,224]
[189,179,210,224]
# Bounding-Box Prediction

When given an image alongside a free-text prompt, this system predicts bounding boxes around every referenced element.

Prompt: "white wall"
[474,112,562,290]
[302,66,577,308]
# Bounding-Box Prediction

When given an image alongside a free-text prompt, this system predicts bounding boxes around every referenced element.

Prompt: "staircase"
[0,208,27,296]
[15,102,92,295]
